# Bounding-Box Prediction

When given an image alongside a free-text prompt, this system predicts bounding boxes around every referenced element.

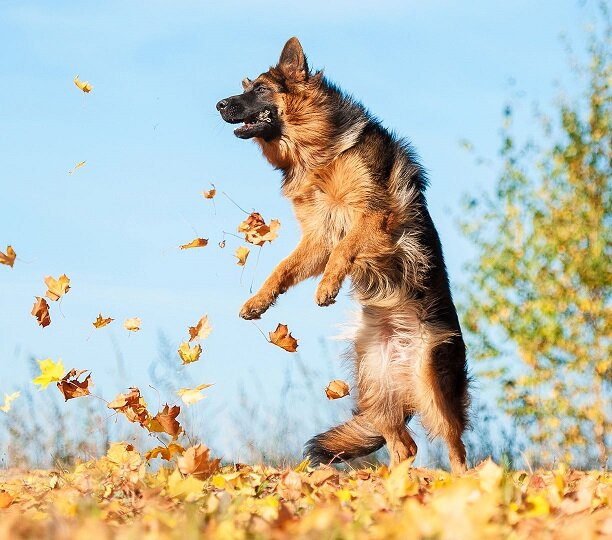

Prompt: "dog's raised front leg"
[316,211,388,307]
[240,235,329,319]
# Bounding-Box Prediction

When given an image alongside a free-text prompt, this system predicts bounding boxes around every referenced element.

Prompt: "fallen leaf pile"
[0,455,609,538]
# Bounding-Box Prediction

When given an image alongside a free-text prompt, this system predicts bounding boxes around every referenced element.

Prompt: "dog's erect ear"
[241,77,252,90]
[278,37,308,81]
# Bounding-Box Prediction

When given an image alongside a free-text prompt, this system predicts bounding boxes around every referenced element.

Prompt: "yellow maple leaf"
[177,383,213,405]
[235,246,250,266]
[33,359,65,390]
[0,391,20,413]
[74,74,92,93]
[0,245,16,267]
[145,442,185,461]
[124,317,141,331]
[178,342,202,364]
[44,274,70,301]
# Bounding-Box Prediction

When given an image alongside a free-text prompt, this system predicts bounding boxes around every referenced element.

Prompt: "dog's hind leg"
[414,329,469,475]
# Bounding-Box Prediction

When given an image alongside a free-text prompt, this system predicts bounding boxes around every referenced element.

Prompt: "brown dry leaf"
[68,160,86,174]
[31,297,51,328]
[238,212,281,246]
[93,313,114,329]
[325,379,350,400]
[145,443,185,461]
[108,387,150,425]
[188,315,212,342]
[44,274,70,301]
[202,185,216,199]
[269,323,299,353]
[74,74,92,93]
[309,467,339,487]
[180,238,209,250]
[235,246,250,266]
[177,444,220,480]
[147,404,182,439]
[219,240,226,248]
[277,470,303,501]
[178,341,202,364]
[124,317,141,332]
[0,490,14,509]
[56,369,92,401]
[0,245,16,267]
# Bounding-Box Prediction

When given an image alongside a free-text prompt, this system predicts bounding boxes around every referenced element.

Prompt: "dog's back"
[217,37,469,473]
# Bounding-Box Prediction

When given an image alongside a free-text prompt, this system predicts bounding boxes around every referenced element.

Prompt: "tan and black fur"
[217,37,470,474]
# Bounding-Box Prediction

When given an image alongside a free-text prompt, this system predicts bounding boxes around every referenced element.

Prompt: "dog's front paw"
[315,279,340,307]
[239,294,273,320]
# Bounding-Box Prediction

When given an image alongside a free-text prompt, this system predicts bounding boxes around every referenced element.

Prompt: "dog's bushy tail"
[304,415,384,465]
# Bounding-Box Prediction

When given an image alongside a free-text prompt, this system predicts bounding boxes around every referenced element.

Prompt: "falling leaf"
[269,323,299,352]
[177,444,220,480]
[145,443,185,461]
[325,380,350,400]
[0,245,16,267]
[33,359,65,390]
[147,404,182,438]
[74,74,92,93]
[124,317,141,332]
[238,212,281,246]
[0,490,14,509]
[219,240,226,248]
[180,238,209,250]
[68,160,86,174]
[177,383,213,406]
[31,297,51,327]
[202,185,216,199]
[188,315,212,342]
[44,274,70,301]
[235,246,250,266]
[56,369,92,401]
[108,387,150,425]
[178,342,202,364]
[93,313,114,329]
[0,392,20,413]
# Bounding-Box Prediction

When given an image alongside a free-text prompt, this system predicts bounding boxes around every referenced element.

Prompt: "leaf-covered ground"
[1,444,609,539]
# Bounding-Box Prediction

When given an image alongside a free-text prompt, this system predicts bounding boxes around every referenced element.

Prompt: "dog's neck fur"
[255,77,368,197]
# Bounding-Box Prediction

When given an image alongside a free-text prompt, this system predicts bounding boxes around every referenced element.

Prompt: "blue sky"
[0,1,595,463]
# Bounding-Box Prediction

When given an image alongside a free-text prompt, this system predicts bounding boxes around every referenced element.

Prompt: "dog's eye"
[255,85,268,94]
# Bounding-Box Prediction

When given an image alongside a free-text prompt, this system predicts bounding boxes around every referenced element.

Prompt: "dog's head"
[216,37,312,141]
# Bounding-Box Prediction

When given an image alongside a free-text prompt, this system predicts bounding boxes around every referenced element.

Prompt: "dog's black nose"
[216,99,228,111]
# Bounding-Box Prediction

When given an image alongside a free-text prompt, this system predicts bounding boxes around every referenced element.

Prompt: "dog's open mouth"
[234,109,273,138]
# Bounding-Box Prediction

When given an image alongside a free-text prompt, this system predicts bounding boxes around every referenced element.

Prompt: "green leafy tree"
[460,16,610,467]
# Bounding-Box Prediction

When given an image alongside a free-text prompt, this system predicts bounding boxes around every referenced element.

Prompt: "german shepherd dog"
[217,37,469,474]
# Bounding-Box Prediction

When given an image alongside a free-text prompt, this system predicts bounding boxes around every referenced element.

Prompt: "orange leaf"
[93,313,114,329]
[124,317,141,331]
[269,323,299,353]
[56,369,92,401]
[0,490,14,508]
[177,444,220,479]
[202,185,216,199]
[44,274,70,301]
[188,315,212,342]
[147,404,182,438]
[178,341,202,364]
[145,442,185,461]
[31,297,51,328]
[238,212,280,246]
[0,245,16,267]
[180,238,208,250]
[325,379,350,400]
[108,387,150,426]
